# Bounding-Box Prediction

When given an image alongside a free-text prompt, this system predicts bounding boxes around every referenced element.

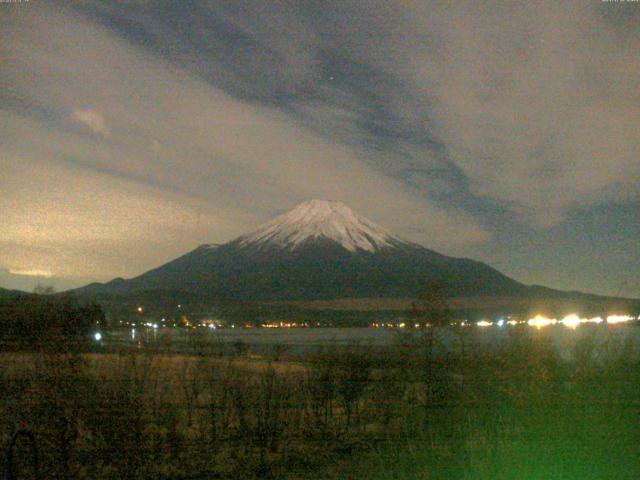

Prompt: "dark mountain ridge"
[75,200,637,308]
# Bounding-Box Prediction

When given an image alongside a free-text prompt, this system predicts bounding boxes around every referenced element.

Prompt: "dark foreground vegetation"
[0,292,104,349]
[1,324,639,479]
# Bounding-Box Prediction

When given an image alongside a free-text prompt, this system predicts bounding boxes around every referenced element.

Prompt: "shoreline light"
[527,313,615,329]
[607,315,634,324]
[559,314,604,328]
[559,314,581,329]
[528,315,557,328]
[584,316,603,325]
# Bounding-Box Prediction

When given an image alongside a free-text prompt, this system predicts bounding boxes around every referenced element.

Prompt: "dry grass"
[2,332,639,479]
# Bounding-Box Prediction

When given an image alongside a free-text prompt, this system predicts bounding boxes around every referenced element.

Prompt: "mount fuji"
[79,200,530,301]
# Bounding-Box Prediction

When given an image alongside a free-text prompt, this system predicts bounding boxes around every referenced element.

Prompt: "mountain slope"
[238,199,403,252]
[79,200,528,301]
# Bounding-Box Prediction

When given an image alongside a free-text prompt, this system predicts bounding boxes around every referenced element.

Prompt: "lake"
[106,322,640,359]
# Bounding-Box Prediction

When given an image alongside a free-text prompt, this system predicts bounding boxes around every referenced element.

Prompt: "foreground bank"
[2,327,639,479]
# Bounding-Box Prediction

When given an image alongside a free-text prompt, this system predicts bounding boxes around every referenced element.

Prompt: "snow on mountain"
[238,199,403,252]
[76,199,635,306]
[76,199,535,300]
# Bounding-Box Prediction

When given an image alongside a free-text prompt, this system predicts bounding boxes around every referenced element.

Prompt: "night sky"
[1,1,638,297]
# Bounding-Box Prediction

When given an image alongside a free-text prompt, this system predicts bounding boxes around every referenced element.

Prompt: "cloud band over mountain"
[1,1,638,297]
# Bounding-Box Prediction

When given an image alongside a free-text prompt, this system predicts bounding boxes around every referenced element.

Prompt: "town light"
[607,315,633,324]
[528,315,557,328]
[560,314,581,329]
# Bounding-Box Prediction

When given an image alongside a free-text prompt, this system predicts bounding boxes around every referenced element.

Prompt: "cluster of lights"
[560,314,603,329]
[526,314,637,329]
[117,316,331,330]
[606,315,635,324]
[475,319,523,327]
[527,315,558,329]
[262,322,310,328]
[114,311,638,335]
[369,314,637,330]
[371,322,427,328]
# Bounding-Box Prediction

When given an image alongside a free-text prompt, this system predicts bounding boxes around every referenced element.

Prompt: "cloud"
[0,3,491,287]
[2,1,637,296]
[313,0,640,227]
[402,1,640,226]
[0,267,100,293]
[9,268,53,278]
[72,108,110,136]
[76,0,639,228]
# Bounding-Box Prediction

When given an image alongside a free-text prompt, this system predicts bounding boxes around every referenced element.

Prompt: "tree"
[410,280,451,328]
[409,281,458,435]
[335,349,371,430]
[0,294,105,349]
[409,279,452,357]
[33,284,56,295]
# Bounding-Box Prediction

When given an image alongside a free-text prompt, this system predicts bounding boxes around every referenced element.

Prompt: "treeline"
[1,327,639,479]
[0,293,105,349]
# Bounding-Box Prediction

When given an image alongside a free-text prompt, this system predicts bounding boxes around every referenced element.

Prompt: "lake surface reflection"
[109,322,640,359]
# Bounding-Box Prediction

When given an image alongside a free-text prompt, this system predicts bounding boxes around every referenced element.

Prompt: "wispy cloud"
[0,3,490,284]
[1,1,638,296]
[69,0,639,229]
[9,268,53,278]
[72,108,110,137]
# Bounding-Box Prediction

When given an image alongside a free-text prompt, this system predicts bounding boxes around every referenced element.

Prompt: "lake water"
[107,323,640,360]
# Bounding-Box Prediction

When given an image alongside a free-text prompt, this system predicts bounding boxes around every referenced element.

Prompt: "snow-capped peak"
[238,199,402,252]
